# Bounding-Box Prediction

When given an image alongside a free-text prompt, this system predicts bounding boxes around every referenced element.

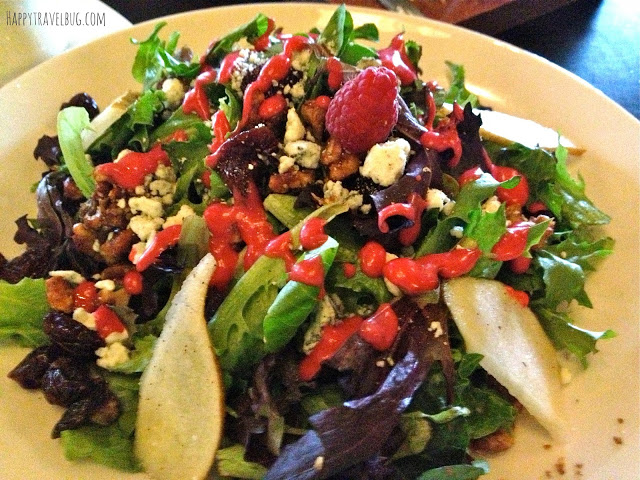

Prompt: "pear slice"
[81,90,139,150]
[442,277,566,441]
[441,103,584,155]
[135,253,224,480]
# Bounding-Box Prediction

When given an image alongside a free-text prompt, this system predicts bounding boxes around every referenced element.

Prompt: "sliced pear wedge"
[135,253,224,480]
[81,90,139,150]
[441,103,584,155]
[443,277,566,441]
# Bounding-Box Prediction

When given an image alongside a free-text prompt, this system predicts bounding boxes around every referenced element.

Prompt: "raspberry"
[325,66,399,154]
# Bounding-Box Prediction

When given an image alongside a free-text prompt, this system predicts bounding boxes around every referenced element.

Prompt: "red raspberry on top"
[325,66,399,154]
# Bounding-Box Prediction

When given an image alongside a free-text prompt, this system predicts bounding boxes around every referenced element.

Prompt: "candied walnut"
[79,181,130,232]
[71,223,101,261]
[320,137,342,166]
[42,311,105,357]
[98,287,130,307]
[327,154,360,181]
[100,264,134,281]
[8,344,61,389]
[269,169,316,193]
[42,357,95,407]
[320,137,361,181]
[470,428,514,453]
[45,276,75,313]
[300,99,327,141]
[100,229,136,265]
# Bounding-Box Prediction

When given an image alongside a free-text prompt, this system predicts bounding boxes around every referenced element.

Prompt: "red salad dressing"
[239,35,309,130]
[326,56,344,90]
[383,248,481,295]
[359,302,399,351]
[503,285,529,307]
[358,241,387,278]
[217,51,241,84]
[264,231,296,271]
[182,66,217,120]
[377,193,428,246]
[205,109,232,168]
[419,100,464,168]
[299,217,328,250]
[162,129,189,143]
[258,93,288,119]
[94,144,170,189]
[509,255,532,274]
[377,33,418,86]
[134,224,182,272]
[122,270,144,295]
[342,262,356,278]
[312,95,331,110]
[203,182,277,288]
[482,151,529,208]
[299,315,363,381]
[491,222,531,262]
[74,281,98,312]
[250,17,276,51]
[93,304,126,339]
[289,255,325,290]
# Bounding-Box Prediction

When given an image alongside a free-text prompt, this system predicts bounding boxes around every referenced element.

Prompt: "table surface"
[101,0,639,120]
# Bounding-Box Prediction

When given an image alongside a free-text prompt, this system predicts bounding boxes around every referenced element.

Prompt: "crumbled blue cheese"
[115,149,133,162]
[149,179,175,198]
[104,329,129,345]
[163,204,196,228]
[95,279,116,291]
[428,321,444,338]
[360,138,411,187]
[482,195,502,214]
[383,253,402,297]
[278,155,296,174]
[284,140,322,169]
[96,342,130,369]
[450,226,464,238]
[302,296,338,354]
[48,270,85,284]
[129,196,164,218]
[73,307,96,330]
[162,78,185,109]
[426,188,452,212]
[291,49,312,71]
[323,180,363,210]
[129,215,164,242]
[284,107,306,144]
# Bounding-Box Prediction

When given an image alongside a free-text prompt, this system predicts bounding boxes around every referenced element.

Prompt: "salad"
[0,5,615,479]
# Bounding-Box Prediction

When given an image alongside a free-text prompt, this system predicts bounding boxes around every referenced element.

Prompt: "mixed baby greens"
[0,5,614,480]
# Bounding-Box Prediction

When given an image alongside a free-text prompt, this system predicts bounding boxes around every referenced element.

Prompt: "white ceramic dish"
[0,3,638,479]
[0,0,131,86]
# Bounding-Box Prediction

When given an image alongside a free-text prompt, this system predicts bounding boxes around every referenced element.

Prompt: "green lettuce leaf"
[0,278,49,347]
[87,90,165,160]
[131,22,200,91]
[216,444,268,479]
[416,462,488,480]
[205,14,270,64]
[532,305,616,365]
[60,373,141,472]
[57,107,95,198]
[263,237,339,352]
[539,144,611,228]
[442,62,479,108]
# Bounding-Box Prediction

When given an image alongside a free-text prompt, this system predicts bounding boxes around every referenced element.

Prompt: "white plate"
[0,0,131,86]
[0,3,638,479]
